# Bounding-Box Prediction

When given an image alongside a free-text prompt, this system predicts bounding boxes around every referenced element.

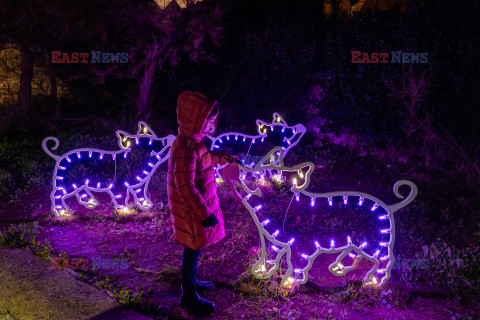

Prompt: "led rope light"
[207,113,306,182]
[43,121,176,217]
[226,146,417,289]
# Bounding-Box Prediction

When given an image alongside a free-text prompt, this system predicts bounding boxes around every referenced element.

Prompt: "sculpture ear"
[256,147,284,168]
[117,130,132,149]
[137,121,157,138]
[272,112,287,125]
[290,162,314,190]
[256,119,269,135]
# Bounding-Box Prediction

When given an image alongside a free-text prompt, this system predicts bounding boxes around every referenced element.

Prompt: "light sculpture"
[42,122,176,217]
[207,113,306,182]
[225,146,417,289]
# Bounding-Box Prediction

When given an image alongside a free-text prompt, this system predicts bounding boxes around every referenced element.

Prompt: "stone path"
[0,246,152,320]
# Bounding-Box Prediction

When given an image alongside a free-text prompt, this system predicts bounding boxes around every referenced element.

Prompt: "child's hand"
[201,213,219,228]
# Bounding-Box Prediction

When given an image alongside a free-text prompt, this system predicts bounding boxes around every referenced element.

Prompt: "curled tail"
[389,180,418,213]
[42,137,61,161]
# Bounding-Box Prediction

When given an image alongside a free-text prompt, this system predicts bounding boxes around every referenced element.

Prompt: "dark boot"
[180,284,216,316]
[195,280,215,292]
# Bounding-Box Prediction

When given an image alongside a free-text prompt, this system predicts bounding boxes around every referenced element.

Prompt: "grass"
[0,222,41,248]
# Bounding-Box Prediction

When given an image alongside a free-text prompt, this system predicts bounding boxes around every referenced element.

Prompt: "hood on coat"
[176,90,217,141]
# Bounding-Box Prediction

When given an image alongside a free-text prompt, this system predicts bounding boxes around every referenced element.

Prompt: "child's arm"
[173,146,214,222]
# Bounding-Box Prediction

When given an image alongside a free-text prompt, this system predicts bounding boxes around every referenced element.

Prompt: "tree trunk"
[18,47,34,115]
[49,58,61,118]
[136,61,156,117]
[136,41,164,117]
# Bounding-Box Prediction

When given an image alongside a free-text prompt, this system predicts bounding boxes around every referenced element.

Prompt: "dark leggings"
[182,246,201,292]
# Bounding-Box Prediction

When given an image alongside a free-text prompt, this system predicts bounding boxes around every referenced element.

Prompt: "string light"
[42,121,176,217]
[234,148,418,289]
[206,113,307,178]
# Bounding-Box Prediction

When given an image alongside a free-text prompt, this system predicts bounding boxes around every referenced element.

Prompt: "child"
[167,90,238,316]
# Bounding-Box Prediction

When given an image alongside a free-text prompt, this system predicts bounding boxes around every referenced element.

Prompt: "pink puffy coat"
[167,90,227,250]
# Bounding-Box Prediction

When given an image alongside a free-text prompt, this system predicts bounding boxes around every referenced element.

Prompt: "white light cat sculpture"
[224,146,417,289]
[42,122,175,217]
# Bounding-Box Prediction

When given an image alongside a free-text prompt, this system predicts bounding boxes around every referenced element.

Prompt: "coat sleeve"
[172,146,213,222]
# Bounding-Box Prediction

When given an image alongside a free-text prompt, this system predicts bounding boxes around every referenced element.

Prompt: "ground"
[1,146,479,320]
